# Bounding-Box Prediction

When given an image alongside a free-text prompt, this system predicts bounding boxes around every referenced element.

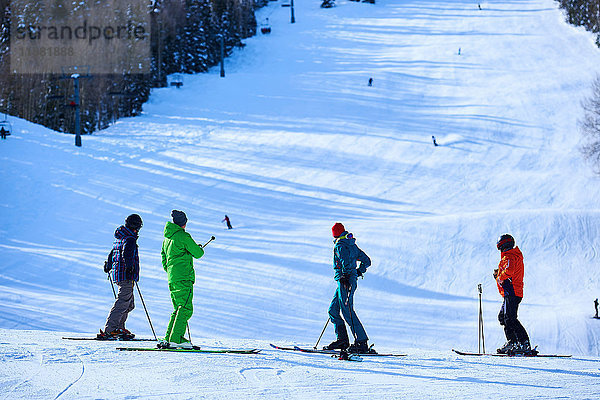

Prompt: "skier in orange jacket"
[494,234,532,355]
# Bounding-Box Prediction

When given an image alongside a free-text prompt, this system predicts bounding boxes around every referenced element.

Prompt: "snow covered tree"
[185,1,211,72]
[557,0,600,46]
[580,76,600,173]
[0,0,261,134]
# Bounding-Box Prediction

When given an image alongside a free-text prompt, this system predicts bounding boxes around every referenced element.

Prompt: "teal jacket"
[161,221,204,284]
[333,232,370,281]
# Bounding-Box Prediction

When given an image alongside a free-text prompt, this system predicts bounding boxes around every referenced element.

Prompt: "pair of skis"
[452,348,571,358]
[62,336,152,342]
[62,337,260,354]
[117,346,261,354]
[269,344,407,358]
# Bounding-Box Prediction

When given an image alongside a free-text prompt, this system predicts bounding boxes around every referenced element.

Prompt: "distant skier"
[595,298,599,318]
[493,234,532,354]
[159,210,204,349]
[98,214,143,340]
[324,223,374,353]
[0,127,7,139]
[432,136,438,146]
[222,215,233,229]
[368,77,373,86]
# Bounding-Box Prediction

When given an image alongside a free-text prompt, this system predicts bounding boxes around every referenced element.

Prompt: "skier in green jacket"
[159,210,204,349]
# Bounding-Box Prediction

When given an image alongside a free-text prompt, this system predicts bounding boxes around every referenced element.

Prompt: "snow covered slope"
[2,0,600,397]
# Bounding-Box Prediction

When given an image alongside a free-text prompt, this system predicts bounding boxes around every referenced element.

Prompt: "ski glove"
[104,249,114,273]
[356,269,363,278]
[493,269,498,279]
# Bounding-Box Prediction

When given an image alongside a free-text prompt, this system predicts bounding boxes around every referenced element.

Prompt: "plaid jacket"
[111,225,139,283]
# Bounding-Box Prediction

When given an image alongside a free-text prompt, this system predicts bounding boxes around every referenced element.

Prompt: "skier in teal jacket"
[160,210,204,349]
[325,222,373,353]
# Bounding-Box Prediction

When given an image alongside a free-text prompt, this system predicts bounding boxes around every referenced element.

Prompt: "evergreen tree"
[557,0,600,46]
[0,0,263,134]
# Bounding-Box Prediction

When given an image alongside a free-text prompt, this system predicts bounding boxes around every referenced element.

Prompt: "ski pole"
[346,284,359,344]
[107,273,117,299]
[167,305,183,343]
[314,318,330,349]
[478,284,486,354]
[187,323,192,344]
[201,236,216,248]
[478,284,481,353]
[135,281,158,341]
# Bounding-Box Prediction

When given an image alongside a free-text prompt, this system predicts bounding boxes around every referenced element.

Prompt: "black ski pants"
[498,294,529,343]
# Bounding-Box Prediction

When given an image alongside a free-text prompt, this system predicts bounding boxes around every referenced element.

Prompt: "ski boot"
[497,340,516,354]
[323,338,349,350]
[518,340,531,353]
[366,344,378,354]
[348,340,377,354]
[526,345,539,356]
[170,341,194,349]
[508,340,537,356]
[97,329,131,340]
[338,349,349,360]
[101,328,135,340]
[157,338,194,349]
[337,349,363,362]
[116,328,135,341]
[96,329,116,340]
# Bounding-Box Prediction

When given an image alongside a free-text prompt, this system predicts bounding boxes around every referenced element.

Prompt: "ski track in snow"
[52,351,85,400]
[2,0,600,398]
[2,331,600,399]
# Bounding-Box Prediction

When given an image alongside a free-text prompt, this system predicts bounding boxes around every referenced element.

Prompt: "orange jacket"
[495,246,524,298]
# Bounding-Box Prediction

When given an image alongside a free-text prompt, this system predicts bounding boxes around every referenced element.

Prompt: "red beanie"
[331,222,345,238]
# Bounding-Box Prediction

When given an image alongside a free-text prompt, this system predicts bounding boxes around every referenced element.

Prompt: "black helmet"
[496,234,514,252]
[125,214,143,231]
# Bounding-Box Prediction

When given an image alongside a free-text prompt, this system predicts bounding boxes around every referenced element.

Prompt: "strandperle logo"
[10,0,150,74]
[14,20,147,44]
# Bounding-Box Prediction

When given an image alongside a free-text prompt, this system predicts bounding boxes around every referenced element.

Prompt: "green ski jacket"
[161,221,204,284]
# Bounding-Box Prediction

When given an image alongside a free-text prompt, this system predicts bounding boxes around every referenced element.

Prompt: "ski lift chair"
[0,119,12,139]
[261,18,272,34]
[170,74,183,88]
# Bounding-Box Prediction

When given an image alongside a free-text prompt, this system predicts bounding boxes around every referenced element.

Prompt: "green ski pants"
[164,280,194,344]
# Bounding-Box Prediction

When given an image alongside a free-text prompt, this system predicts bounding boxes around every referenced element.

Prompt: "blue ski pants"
[328,280,368,342]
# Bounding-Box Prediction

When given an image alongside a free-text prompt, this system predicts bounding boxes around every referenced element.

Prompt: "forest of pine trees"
[0,0,264,134]
[556,1,600,46]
